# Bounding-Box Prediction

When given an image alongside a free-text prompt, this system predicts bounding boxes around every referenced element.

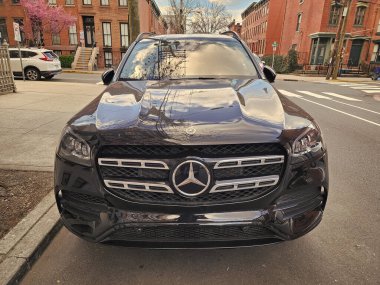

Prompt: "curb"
[0,191,61,285]
[62,69,104,74]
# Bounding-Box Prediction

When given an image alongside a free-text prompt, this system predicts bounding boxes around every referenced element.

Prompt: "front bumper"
[55,150,328,248]
[41,69,62,77]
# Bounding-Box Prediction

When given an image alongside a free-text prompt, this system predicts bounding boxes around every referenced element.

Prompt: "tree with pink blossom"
[20,0,76,46]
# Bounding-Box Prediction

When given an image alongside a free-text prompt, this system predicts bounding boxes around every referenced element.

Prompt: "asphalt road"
[21,78,380,285]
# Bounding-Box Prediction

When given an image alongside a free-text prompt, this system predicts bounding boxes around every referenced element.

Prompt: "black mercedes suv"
[54,32,328,248]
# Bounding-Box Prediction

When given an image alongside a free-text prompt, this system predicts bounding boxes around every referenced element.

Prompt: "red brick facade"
[241,0,286,56]
[227,20,242,37]
[241,0,380,67]
[0,0,167,68]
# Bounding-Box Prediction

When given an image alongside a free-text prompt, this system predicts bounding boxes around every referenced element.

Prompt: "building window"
[65,0,74,5]
[329,5,341,25]
[119,0,127,6]
[0,19,8,43]
[104,51,112,67]
[100,0,109,5]
[53,50,62,56]
[52,33,60,45]
[69,25,78,45]
[102,22,112,47]
[354,6,366,26]
[296,13,302,31]
[13,18,25,43]
[371,44,380,62]
[121,51,126,59]
[83,0,91,5]
[48,0,56,5]
[120,23,129,47]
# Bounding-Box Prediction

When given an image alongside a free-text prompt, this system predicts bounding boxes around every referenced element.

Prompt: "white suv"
[9,48,62,80]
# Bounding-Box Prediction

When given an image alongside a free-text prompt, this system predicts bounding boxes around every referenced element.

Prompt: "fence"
[0,42,16,95]
[296,62,379,76]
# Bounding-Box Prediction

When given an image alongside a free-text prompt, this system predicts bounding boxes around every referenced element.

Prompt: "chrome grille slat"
[211,155,284,169]
[98,158,169,170]
[104,180,174,194]
[210,175,279,193]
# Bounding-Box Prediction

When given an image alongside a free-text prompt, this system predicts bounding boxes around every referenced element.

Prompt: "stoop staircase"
[75,48,92,70]
[71,46,99,71]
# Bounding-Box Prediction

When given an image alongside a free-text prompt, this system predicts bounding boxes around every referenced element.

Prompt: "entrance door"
[83,16,95,47]
[349,39,364,66]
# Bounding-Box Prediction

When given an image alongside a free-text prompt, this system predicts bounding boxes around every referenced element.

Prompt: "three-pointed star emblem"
[176,162,207,188]
[172,160,211,197]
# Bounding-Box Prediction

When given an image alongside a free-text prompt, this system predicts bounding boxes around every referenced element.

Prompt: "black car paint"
[54,35,328,247]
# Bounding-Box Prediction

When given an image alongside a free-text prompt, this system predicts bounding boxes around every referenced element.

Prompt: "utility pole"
[326,0,353,80]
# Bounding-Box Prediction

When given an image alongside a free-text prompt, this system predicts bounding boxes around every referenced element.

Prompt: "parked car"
[9,48,62,80]
[54,32,329,248]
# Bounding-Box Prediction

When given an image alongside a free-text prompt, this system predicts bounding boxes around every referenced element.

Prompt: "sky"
[155,0,255,23]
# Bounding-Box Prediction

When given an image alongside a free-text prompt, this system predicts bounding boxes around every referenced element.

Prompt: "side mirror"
[263,65,276,83]
[101,69,115,85]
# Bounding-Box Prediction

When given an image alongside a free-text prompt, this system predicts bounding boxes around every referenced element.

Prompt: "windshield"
[119,39,258,80]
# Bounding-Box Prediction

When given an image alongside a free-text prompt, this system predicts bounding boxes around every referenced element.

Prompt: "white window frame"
[120,23,129,47]
[69,25,78,45]
[104,51,112,67]
[102,22,112,47]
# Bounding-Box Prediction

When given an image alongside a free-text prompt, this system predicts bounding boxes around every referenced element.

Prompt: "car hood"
[69,79,313,145]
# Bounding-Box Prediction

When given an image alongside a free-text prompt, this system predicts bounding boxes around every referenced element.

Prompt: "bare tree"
[190,1,232,34]
[167,0,197,34]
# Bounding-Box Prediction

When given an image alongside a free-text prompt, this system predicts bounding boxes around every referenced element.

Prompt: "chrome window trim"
[98,158,169,170]
[104,180,174,194]
[210,155,284,169]
[210,175,279,193]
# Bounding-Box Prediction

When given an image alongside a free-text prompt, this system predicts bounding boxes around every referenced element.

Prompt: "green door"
[349,40,364,67]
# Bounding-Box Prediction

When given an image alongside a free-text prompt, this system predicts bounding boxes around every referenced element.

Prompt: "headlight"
[58,126,91,166]
[293,124,322,155]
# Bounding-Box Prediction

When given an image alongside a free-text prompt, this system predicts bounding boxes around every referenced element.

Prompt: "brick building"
[241,0,380,67]
[241,0,287,56]
[227,20,242,37]
[280,0,380,67]
[0,0,167,68]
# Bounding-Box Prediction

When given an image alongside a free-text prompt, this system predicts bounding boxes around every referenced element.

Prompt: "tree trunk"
[128,0,140,43]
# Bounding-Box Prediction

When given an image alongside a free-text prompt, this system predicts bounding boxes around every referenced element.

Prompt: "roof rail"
[220,31,240,40]
[135,32,156,42]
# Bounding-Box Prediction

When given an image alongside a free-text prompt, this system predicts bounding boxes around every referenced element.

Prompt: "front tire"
[25,67,41,81]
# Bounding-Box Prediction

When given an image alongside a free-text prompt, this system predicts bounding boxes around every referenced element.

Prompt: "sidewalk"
[277,73,373,83]
[0,80,104,284]
[0,80,104,171]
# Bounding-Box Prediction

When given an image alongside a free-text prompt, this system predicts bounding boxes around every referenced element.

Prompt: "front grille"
[214,163,282,180]
[109,225,275,242]
[110,186,274,205]
[62,190,105,204]
[98,143,284,158]
[98,144,286,205]
[101,166,169,181]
